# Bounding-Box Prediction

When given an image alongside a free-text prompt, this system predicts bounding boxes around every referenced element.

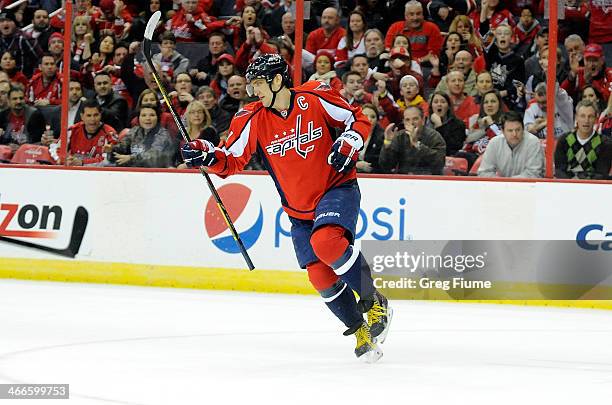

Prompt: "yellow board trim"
[1,258,611,310]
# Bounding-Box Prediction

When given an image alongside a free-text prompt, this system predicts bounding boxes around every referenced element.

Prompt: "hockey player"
[181,54,392,362]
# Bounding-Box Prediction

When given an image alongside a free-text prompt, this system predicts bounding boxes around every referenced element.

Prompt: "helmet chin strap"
[268,77,283,108]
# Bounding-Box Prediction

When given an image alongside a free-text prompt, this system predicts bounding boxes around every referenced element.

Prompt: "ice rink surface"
[0,280,611,405]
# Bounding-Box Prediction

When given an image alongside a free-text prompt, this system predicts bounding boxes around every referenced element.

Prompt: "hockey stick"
[0,206,89,259]
[143,11,255,271]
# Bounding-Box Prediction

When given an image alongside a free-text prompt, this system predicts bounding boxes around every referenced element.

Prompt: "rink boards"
[0,167,611,309]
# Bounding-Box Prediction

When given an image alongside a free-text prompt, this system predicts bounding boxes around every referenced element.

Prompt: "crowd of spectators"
[0,0,610,179]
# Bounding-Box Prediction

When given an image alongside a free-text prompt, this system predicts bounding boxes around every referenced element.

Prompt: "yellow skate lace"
[355,324,373,349]
[368,302,387,326]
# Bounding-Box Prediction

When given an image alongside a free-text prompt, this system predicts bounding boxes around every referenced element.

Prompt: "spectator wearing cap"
[166,0,240,43]
[554,100,612,179]
[96,0,133,41]
[196,86,231,135]
[372,46,424,101]
[191,32,228,87]
[152,31,190,80]
[478,111,544,178]
[305,7,345,57]
[308,51,343,93]
[47,32,64,66]
[0,9,43,77]
[563,43,611,102]
[209,54,237,99]
[24,8,58,53]
[524,82,574,139]
[384,1,443,64]
[94,71,128,131]
[375,74,428,126]
[26,53,62,106]
[0,85,46,152]
[512,6,541,58]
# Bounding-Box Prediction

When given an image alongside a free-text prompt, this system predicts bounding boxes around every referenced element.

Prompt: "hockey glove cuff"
[181,139,217,168]
[328,132,363,173]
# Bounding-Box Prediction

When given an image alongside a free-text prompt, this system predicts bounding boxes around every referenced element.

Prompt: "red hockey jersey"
[67,122,118,166]
[209,81,371,220]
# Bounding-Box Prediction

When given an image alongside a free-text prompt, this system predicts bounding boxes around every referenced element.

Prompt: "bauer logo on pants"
[204,184,263,253]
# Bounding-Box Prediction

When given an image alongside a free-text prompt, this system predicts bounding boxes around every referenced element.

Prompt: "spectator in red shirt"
[384,1,443,64]
[0,51,27,88]
[27,53,61,106]
[372,46,424,101]
[305,7,346,56]
[66,98,118,166]
[51,0,103,31]
[446,70,479,128]
[166,0,240,43]
[210,53,237,99]
[96,0,133,41]
[512,6,542,58]
[563,43,612,102]
[472,0,515,48]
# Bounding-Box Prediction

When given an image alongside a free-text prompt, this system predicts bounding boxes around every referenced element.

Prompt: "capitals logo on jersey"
[265,114,323,159]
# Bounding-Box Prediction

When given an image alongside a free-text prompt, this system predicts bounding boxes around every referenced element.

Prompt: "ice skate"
[359,291,393,344]
[344,321,383,363]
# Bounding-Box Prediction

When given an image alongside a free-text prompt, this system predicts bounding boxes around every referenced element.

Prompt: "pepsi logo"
[204,184,263,253]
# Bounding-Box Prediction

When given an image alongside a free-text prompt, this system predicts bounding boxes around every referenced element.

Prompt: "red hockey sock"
[306,261,339,291]
[310,225,350,266]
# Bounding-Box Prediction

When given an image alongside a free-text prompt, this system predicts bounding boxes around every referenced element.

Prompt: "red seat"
[10,144,54,165]
[0,145,13,163]
[470,155,483,175]
[443,156,468,176]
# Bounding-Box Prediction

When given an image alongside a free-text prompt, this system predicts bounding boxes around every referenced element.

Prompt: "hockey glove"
[328,132,363,173]
[181,139,217,168]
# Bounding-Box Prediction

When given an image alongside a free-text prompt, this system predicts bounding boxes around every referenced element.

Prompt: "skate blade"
[360,344,383,364]
[373,306,394,344]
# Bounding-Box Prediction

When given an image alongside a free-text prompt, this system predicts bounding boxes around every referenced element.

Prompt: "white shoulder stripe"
[319,97,355,127]
[221,119,252,157]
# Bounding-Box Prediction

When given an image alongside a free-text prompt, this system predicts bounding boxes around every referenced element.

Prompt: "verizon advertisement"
[0,168,611,272]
